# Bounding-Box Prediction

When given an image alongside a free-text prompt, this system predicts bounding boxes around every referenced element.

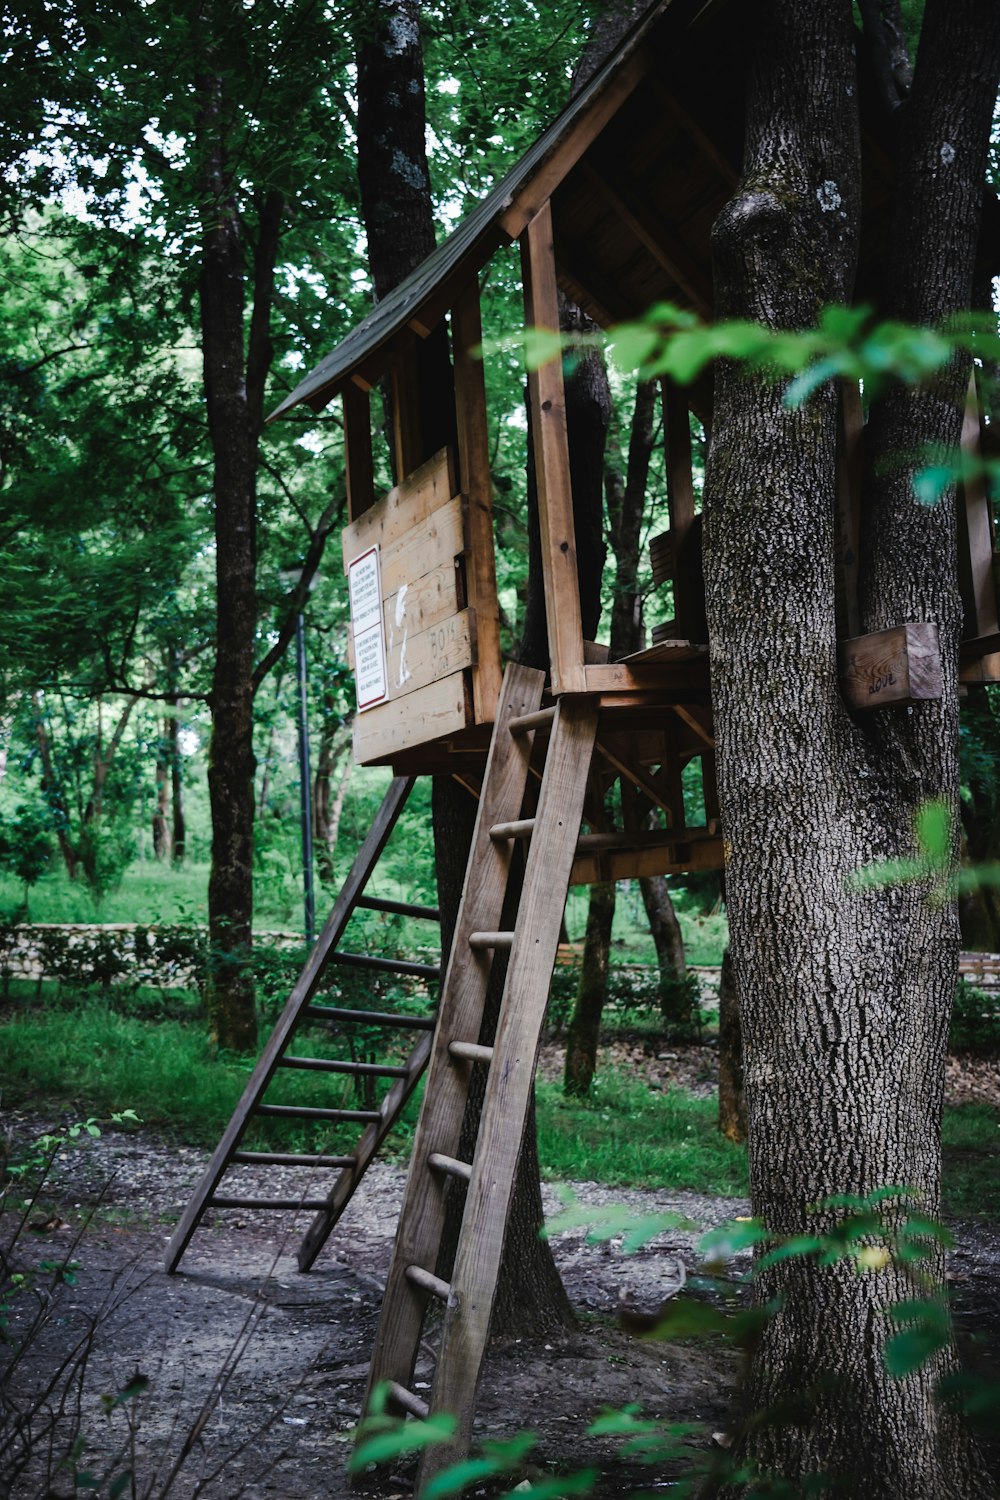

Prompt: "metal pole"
[295,611,316,945]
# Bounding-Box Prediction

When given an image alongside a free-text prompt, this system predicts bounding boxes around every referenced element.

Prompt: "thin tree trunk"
[169,706,185,867]
[564,881,616,1095]
[313,706,352,884]
[153,728,171,861]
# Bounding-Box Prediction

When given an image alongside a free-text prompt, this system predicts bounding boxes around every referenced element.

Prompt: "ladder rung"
[405,1264,451,1302]
[468,930,514,951]
[448,1040,494,1065]
[508,706,556,735]
[488,818,536,841]
[428,1151,472,1183]
[304,1004,435,1031]
[279,1056,410,1078]
[254,1104,381,1122]
[231,1151,355,1167]
[386,1381,430,1420]
[356,895,441,921]
[208,1196,331,1211]
[330,951,441,980]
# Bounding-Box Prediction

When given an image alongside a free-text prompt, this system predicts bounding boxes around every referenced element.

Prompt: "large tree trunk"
[564,880,616,1096]
[703,1,998,1492]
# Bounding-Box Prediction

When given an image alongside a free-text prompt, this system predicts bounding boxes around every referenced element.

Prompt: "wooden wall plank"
[383,608,477,702]
[353,673,470,764]
[384,559,462,643]
[377,496,468,600]
[521,201,586,695]
[343,384,375,522]
[342,447,456,563]
[453,280,503,724]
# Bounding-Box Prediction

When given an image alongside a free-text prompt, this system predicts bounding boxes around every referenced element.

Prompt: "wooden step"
[279,1056,410,1078]
[387,1382,429,1420]
[356,895,440,921]
[328,951,440,980]
[448,1040,494,1064]
[209,1196,332,1211]
[489,818,535,841]
[467,930,514,950]
[427,1152,472,1182]
[231,1151,355,1167]
[303,1004,435,1030]
[507,705,556,735]
[405,1265,451,1301]
[255,1103,381,1122]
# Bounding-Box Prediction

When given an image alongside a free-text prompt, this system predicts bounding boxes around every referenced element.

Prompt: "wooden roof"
[270,0,1000,424]
[269,0,741,421]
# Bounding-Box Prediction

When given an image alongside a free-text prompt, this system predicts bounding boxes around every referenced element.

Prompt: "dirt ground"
[3,1049,1000,1499]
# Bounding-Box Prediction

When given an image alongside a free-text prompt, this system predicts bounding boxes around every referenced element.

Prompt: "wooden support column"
[521,200,586,695]
[834,381,863,639]
[958,370,999,641]
[453,280,503,721]
[663,378,701,640]
[391,340,425,483]
[344,383,375,523]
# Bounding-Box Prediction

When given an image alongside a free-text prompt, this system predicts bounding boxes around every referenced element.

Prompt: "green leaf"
[756,1235,825,1270]
[109,1472,134,1499]
[421,1433,537,1500]
[885,1325,949,1378]
[499,1468,597,1500]
[698,1219,769,1260]
[349,1412,457,1473]
[916,800,950,864]
[783,356,842,408]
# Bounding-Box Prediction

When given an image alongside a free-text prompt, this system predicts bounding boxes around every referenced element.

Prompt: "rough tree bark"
[702,0,999,1491]
[196,42,285,1052]
[355,0,572,1338]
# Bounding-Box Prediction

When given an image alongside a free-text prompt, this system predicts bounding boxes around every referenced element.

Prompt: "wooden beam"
[453,280,503,724]
[838,622,943,710]
[499,47,656,241]
[579,160,713,317]
[343,384,375,523]
[521,201,586,695]
[647,77,740,188]
[596,739,675,819]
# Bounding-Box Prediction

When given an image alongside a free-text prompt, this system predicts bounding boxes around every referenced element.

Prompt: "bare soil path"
[3,1060,999,1500]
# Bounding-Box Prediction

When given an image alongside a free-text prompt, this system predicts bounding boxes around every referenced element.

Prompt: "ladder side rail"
[297,1030,433,1270]
[361,665,546,1411]
[164,776,416,1273]
[418,698,599,1485]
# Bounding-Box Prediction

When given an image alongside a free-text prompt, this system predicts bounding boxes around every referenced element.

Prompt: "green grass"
[942,1103,1000,1218]
[536,1070,748,1196]
[2,1002,995,1221]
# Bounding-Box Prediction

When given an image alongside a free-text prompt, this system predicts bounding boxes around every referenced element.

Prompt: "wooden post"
[343,383,375,523]
[958,370,999,640]
[453,280,503,722]
[521,200,586,695]
[391,339,425,483]
[663,378,699,640]
[834,380,863,640]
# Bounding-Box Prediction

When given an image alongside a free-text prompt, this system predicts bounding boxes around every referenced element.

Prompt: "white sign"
[348,546,388,710]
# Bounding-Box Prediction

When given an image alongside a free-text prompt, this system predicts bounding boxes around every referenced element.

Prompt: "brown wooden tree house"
[168,0,1000,1479]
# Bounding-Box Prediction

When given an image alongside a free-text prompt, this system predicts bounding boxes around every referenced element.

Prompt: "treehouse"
[173,0,1000,1477]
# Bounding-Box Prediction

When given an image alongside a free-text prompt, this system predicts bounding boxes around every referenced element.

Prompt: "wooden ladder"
[359,663,599,1487]
[164,776,441,1275]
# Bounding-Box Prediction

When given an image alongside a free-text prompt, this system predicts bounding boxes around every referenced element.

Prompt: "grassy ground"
[1,865,730,963]
[1,997,996,1218]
